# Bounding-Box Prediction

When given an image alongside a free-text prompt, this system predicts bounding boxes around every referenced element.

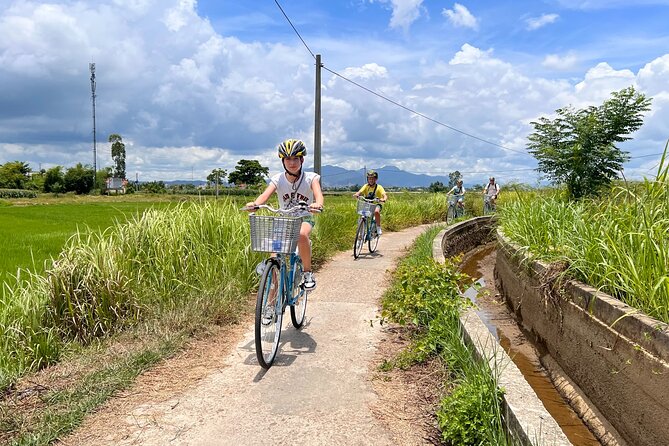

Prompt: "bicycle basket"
[249,215,302,254]
[356,200,377,216]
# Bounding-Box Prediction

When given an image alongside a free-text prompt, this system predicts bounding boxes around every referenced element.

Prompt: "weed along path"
[64,224,432,446]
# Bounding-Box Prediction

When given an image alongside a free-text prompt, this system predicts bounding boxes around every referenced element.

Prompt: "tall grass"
[0,193,450,391]
[500,147,669,323]
[381,227,512,445]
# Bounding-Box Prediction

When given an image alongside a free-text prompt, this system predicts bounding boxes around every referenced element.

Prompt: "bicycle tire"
[446,204,455,224]
[483,200,491,215]
[353,218,366,259]
[255,260,282,369]
[368,220,380,253]
[290,256,307,328]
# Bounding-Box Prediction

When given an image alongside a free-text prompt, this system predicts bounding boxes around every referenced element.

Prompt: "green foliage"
[0,161,31,189]
[438,374,505,446]
[428,181,447,192]
[227,159,269,187]
[500,144,669,322]
[141,181,167,194]
[108,134,126,179]
[64,163,95,194]
[448,170,462,189]
[0,189,37,199]
[44,166,65,193]
[528,86,651,200]
[207,168,227,186]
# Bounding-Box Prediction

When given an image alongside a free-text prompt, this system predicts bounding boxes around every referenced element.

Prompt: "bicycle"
[483,194,497,215]
[353,197,381,259]
[243,202,319,369]
[446,194,465,224]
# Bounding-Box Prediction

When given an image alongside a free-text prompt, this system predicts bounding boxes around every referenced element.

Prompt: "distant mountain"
[162,180,207,186]
[321,165,451,188]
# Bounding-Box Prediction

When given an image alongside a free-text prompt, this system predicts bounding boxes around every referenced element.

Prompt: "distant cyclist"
[353,169,387,235]
[245,139,324,290]
[446,178,466,214]
[483,176,500,207]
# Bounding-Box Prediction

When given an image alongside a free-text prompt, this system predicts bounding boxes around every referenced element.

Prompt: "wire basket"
[356,200,377,216]
[249,215,302,254]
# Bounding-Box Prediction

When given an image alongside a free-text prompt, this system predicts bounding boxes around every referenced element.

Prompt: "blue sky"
[1,0,668,185]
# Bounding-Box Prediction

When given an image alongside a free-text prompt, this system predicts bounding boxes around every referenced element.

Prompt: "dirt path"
[63,224,433,446]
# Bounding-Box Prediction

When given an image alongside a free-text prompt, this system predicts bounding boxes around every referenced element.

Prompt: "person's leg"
[298,221,316,289]
[374,206,381,227]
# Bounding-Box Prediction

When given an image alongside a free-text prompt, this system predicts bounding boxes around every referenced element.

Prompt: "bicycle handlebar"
[356,196,384,203]
[241,202,322,214]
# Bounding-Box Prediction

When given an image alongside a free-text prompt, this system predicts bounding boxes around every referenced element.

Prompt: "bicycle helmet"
[489,176,495,181]
[366,169,378,179]
[277,139,307,158]
[457,178,463,184]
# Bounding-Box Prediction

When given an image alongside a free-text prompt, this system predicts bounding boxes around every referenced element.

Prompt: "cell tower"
[90,63,97,176]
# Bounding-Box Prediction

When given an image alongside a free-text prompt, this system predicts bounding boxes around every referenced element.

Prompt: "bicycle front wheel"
[368,220,379,253]
[290,257,307,328]
[446,205,455,224]
[255,260,283,369]
[353,218,366,259]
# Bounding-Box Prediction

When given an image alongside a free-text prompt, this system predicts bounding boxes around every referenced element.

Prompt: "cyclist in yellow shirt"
[353,170,387,235]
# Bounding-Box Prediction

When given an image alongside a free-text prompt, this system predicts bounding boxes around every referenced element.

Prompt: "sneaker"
[377,227,382,236]
[303,271,316,290]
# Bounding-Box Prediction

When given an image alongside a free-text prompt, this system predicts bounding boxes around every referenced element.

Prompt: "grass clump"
[381,226,513,445]
[499,147,669,323]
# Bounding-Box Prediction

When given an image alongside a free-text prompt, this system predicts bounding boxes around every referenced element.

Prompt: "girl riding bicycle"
[353,169,387,235]
[246,139,324,290]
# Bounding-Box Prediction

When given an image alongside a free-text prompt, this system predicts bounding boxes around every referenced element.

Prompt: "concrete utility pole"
[90,63,98,180]
[314,54,322,177]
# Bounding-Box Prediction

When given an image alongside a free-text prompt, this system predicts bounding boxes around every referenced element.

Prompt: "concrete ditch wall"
[435,218,571,446]
[495,230,669,446]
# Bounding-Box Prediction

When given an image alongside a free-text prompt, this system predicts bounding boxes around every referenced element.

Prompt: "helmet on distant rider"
[366,170,378,179]
[457,178,463,185]
[489,176,495,181]
[277,139,307,158]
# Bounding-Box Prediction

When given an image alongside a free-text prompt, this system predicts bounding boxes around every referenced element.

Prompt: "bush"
[0,189,38,199]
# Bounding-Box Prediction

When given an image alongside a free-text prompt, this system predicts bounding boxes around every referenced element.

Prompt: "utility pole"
[89,63,97,183]
[314,54,322,177]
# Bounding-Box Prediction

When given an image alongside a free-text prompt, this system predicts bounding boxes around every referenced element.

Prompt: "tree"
[528,86,651,200]
[227,160,269,187]
[207,168,227,187]
[43,166,65,193]
[64,163,95,194]
[0,161,31,189]
[108,133,126,179]
[428,181,447,193]
[96,167,112,190]
[448,170,462,189]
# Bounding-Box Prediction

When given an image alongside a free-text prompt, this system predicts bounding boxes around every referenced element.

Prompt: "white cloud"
[525,13,559,30]
[542,52,578,70]
[442,3,479,30]
[449,43,493,65]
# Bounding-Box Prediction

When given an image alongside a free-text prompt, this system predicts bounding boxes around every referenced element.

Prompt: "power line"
[274,0,315,59]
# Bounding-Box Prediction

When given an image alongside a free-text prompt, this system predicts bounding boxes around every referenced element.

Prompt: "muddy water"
[460,244,601,446]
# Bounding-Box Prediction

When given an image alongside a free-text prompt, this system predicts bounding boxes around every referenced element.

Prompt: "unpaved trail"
[63,224,432,446]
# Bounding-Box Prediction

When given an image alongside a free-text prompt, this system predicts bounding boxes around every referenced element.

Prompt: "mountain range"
[162,165,457,189]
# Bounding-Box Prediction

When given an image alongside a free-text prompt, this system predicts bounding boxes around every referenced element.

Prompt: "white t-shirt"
[270,171,321,210]
[484,182,500,196]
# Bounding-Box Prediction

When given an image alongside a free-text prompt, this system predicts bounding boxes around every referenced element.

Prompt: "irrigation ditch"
[434,215,669,446]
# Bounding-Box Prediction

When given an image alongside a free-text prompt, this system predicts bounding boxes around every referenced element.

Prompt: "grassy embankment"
[498,151,669,324]
[1,192,449,444]
[380,226,513,445]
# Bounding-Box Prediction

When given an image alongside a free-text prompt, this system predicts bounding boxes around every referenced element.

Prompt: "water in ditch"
[460,244,601,446]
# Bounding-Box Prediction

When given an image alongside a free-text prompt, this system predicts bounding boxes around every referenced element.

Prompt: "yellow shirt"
[357,183,386,200]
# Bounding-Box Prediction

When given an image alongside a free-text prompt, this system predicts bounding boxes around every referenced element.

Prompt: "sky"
[1,0,668,185]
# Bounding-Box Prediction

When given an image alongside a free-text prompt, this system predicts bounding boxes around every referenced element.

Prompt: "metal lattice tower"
[90,63,97,176]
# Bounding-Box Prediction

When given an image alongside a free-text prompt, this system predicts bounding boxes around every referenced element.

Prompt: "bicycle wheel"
[353,218,366,259]
[483,200,491,215]
[290,256,307,328]
[368,220,380,253]
[446,204,455,224]
[255,260,283,369]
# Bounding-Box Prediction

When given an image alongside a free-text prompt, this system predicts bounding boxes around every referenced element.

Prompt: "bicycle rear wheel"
[290,257,307,328]
[368,220,379,253]
[255,260,283,369]
[353,218,366,259]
